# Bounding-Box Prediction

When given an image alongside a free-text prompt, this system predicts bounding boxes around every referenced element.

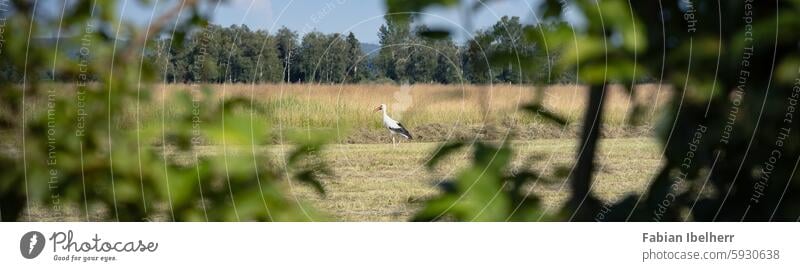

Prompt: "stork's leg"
[392,135,396,148]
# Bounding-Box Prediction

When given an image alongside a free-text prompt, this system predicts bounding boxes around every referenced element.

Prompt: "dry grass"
[154,83,668,127]
[273,137,657,221]
[163,137,660,221]
[3,83,669,144]
[12,83,668,221]
[23,137,661,221]
[144,83,668,143]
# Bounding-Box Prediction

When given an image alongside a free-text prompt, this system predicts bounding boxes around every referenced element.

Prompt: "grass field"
[165,137,661,221]
[6,83,669,144]
[10,84,668,221]
[163,83,668,142]
[25,137,660,221]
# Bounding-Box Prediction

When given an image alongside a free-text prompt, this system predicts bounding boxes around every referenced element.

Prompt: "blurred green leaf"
[426,141,466,169]
[521,103,568,126]
[418,29,451,39]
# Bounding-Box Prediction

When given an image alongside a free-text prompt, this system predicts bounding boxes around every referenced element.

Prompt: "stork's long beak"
[374,106,381,112]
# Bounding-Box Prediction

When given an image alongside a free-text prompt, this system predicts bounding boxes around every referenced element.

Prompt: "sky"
[121,0,545,44]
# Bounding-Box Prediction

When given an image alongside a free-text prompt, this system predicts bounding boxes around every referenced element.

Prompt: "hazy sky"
[121,0,543,43]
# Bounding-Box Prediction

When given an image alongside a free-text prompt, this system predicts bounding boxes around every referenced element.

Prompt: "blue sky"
[122,0,543,43]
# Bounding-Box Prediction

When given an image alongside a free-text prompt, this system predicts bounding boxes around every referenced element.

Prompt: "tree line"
[0,15,562,85]
[143,16,555,85]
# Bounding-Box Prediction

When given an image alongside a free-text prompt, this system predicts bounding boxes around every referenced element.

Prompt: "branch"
[121,0,199,62]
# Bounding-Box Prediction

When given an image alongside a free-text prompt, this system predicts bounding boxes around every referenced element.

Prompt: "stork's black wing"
[391,122,413,139]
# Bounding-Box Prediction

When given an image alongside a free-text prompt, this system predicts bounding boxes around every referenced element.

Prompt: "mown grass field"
[24,137,661,221]
[194,138,662,221]
[10,84,668,221]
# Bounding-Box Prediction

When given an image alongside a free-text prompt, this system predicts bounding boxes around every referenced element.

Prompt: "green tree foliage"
[296,31,332,83]
[377,19,464,84]
[461,16,545,84]
[345,32,367,83]
[491,16,536,84]
[626,1,800,221]
[149,24,283,84]
[0,0,328,221]
[402,26,437,83]
[275,26,299,83]
[378,16,413,82]
[322,33,349,83]
[461,30,494,84]
[414,142,554,221]
[1,14,555,85]
[432,38,461,84]
[398,0,800,222]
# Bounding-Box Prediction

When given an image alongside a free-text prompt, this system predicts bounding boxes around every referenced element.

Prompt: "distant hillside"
[360,43,380,56]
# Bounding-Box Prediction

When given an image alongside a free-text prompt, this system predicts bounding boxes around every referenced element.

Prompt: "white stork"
[374,104,413,147]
